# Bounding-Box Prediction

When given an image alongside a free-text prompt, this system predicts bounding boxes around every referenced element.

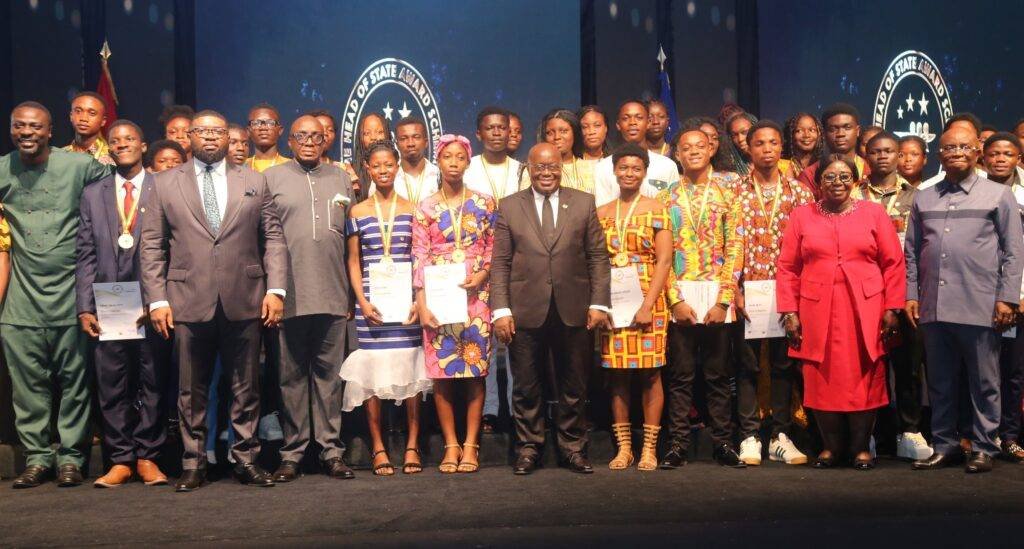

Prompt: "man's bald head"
[288,115,326,167]
[938,126,980,177]
[527,143,562,195]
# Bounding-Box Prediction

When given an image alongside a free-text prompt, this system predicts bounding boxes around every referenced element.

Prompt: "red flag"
[97,40,119,136]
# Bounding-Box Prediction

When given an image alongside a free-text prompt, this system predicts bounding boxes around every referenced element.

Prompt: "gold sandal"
[609,423,634,470]
[638,424,661,471]
[439,444,461,474]
[457,443,480,473]
[371,450,394,476]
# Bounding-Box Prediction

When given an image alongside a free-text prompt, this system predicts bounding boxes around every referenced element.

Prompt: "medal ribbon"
[372,192,399,262]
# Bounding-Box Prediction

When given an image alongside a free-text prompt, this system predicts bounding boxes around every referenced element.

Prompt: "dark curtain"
[80,0,105,90]
[174,0,197,107]
[580,0,596,106]
[735,0,760,114]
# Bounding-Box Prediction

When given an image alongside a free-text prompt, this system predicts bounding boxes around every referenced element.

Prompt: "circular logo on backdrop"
[873,50,953,151]
[340,58,444,165]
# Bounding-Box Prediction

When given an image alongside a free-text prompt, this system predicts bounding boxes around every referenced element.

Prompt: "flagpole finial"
[100,40,111,62]
[657,46,667,71]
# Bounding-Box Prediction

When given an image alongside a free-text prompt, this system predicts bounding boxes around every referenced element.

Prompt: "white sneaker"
[739,436,762,465]
[896,432,934,460]
[769,433,808,465]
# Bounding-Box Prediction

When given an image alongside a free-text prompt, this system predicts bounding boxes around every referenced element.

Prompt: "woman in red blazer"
[776,155,905,469]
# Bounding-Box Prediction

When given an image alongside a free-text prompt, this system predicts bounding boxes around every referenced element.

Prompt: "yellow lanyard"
[372,193,399,261]
[614,193,642,254]
[403,166,427,205]
[482,157,510,203]
[440,184,468,251]
[751,171,785,226]
[679,169,713,233]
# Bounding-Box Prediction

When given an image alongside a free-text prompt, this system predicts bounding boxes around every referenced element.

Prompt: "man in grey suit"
[265,115,354,482]
[906,125,1024,473]
[140,110,288,491]
[490,143,612,475]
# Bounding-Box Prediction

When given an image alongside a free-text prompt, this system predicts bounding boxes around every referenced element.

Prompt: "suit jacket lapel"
[519,190,550,251]
[549,189,570,248]
[133,172,154,242]
[100,178,121,255]
[177,160,216,238]
[219,164,245,234]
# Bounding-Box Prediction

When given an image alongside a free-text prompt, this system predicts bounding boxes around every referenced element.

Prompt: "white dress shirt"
[492,187,608,321]
[465,155,522,201]
[114,169,144,206]
[368,159,440,204]
[150,159,284,311]
[593,150,680,207]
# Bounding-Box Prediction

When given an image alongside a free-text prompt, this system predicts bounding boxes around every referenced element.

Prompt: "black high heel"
[813,452,837,469]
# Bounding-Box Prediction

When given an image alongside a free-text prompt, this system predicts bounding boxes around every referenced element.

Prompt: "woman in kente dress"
[597,144,673,471]
[413,134,497,474]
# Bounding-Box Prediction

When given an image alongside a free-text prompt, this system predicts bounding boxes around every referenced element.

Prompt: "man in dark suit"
[77,120,172,487]
[140,110,288,491]
[490,143,612,475]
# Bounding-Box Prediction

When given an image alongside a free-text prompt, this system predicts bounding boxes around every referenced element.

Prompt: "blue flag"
[657,48,680,143]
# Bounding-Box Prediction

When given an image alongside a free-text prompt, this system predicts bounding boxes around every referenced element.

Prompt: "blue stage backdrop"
[757,0,1024,172]
[195,0,580,163]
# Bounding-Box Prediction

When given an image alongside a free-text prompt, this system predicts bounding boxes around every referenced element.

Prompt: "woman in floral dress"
[413,134,497,473]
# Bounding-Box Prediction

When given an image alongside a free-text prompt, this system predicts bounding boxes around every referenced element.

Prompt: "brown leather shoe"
[136,459,168,486]
[94,464,133,488]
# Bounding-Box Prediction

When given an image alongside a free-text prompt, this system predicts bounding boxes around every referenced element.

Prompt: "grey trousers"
[278,314,347,462]
[921,322,1001,456]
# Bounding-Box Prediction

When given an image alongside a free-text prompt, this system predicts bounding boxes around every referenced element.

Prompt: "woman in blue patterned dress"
[340,141,431,476]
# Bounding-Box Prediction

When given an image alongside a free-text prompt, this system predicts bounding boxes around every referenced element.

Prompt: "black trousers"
[999,328,1024,443]
[736,336,799,439]
[888,313,926,433]
[509,301,592,457]
[93,331,172,464]
[664,323,734,449]
[176,306,262,470]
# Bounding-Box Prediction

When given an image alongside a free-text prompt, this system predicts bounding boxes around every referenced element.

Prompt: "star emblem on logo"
[398,101,412,119]
[905,93,915,113]
[381,102,394,120]
[918,93,930,116]
[897,106,904,119]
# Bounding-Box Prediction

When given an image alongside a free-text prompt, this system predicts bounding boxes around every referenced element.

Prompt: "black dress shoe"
[965,452,993,474]
[659,446,687,469]
[813,453,837,469]
[234,463,275,487]
[853,457,875,470]
[56,464,84,487]
[513,453,538,475]
[566,453,594,474]
[912,451,964,470]
[322,458,355,479]
[273,460,301,483]
[713,443,747,468]
[175,469,206,492]
[12,465,50,489]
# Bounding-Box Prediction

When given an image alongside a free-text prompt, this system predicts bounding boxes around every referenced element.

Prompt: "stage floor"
[2,458,1023,547]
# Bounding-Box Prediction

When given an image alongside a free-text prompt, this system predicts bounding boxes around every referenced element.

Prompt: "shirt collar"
[194,158,226,177]
[114,169,145,189]
[532,187,559,201]
[942,171,979,194]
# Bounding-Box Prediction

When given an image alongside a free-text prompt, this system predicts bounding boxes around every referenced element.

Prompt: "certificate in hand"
[93,281,146,341]
[424,263,469,325]
[610,266,644,328]
[675,280,734,324]
[368,261,413,324]
[743,280,785,339]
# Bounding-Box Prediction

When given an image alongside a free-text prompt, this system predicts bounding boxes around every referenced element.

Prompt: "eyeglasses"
[822,173,854,184]
[291,132,325,145]
[188,127,228,137]
[528,163,561,173]
[248,119,280,129]
[939,144,979,155]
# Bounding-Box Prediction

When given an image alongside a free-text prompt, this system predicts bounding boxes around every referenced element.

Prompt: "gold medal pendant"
[451,248,466,263]
[613,252,630,267]
[117,233,134,249]
[378,256,393,268]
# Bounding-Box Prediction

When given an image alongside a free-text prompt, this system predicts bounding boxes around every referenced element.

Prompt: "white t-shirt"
[594,150,679,207]
[464,155,522,201]
[368,159,440,204]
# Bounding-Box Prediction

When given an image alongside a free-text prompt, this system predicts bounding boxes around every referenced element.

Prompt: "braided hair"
[783,112,824,169]
[352,113,394,197]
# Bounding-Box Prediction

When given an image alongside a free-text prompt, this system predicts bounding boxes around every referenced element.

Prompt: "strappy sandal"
[371,450,394,476]
[439,444,461,474]
[457,443,480,473]
[403,448,423,475]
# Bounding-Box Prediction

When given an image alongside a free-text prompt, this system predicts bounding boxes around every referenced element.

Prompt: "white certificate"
[368,261,413,324]
[93,281,146,341]
[423,263,469,325]
[675,280,734,324]
[610,266,644,328]
[743,280,785,339]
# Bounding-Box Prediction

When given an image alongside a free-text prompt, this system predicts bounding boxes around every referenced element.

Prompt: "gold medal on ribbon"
[372,191,399,270]
[118,233,135,249]
[451,248,466,263]
[613,252,630,267]
[441,184,468,265]
[612,193,642,268]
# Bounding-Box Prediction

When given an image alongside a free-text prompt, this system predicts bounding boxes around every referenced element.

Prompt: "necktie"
[542,194,555,242]
[202,165,221,233]
[122,181,135,231]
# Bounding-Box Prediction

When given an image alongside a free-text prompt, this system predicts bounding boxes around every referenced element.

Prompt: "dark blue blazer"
[75,172,153,315]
